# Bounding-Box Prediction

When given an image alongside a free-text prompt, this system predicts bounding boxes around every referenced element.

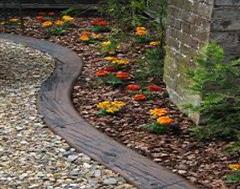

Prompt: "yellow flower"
[62,15,74,22]
[112,58,129,65]
[55,20,64,27]
[101,41,111,48]
[104,56,117,61]
[91,33,101,39]
[135,27,148,36]
[150,108,168,118]
[150,41,160,46]
[9,18,19,23]
[42,21,53,28]
[97,101,111,110]
[104,57,129,65]
[80,34,90,41]
[229,163,240,171]
[111,101,126,108]
[157,116,174,125]
[97,101,126,113]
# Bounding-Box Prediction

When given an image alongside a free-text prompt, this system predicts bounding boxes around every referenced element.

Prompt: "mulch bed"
[1,12,239,189]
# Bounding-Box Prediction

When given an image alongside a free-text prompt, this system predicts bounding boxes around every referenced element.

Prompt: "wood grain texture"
[0,34,197,189]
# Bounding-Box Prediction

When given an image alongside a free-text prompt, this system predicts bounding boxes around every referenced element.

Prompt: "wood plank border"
[0,34,197,189]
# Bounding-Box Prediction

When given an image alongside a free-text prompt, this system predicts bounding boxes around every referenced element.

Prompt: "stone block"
[164,0,240,123]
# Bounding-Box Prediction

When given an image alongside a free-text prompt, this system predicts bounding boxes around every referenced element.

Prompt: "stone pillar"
[164,0,240,123]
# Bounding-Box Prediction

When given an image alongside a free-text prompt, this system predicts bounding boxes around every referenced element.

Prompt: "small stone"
[67,155,78,162]
[178,170,187,174]
[94,170,101,177]
[83,163,92,169]
[103,178,118,185]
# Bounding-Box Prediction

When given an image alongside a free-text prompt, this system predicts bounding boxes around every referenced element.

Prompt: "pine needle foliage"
[188,43,240,141]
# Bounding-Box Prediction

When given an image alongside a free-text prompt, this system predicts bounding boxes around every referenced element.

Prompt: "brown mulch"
[1,14,239,189]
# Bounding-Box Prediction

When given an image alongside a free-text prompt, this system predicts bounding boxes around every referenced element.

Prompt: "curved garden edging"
[0,33,196,189]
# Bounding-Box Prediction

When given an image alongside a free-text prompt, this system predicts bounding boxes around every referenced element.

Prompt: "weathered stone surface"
[164,0,240,123]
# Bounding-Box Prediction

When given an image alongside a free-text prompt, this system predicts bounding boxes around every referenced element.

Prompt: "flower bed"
[1,12,239,188]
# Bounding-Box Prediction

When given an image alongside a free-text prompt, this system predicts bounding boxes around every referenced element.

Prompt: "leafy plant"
[143,123,168,134]
[100,0,147,29]
[98,73,123,87]
[134,46,165,84]
[91,25,111,32]
[225,171,240,184]
[101,39,119,55]
[187,43,240,141]
[47,27,66,36]
[225,141,240,155]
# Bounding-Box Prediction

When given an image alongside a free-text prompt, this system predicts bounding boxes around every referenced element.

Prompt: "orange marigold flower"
[135,26,148,36]
[127,84,141,91]
[157,116,174,125]
[80,34,90,41]
[229,163,240,171]
[42,21,53,28]
[79,31,91,41]
[150,108,168,118]
[116,71,129,79]
[147,84,162,92]
[95,70,109,77]
[36,16,45,23]
[91,18,108,27]
[133,94,146,101]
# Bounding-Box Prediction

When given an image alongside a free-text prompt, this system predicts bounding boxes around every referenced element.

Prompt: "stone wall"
[210,0,240,60]
[164,0,240,123]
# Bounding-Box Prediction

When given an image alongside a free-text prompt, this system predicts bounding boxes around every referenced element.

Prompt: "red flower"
[103,66,116,72]
[147,84,162,92]
[48,12,55,16]
[127,84,141,91]
[91,18,108,27]
[36,16,45,23]
[116,71,129,79]
[96,70,109,77]
[133,94,147,101]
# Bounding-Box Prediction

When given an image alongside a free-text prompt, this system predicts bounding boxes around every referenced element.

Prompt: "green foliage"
[187,43,240,141]
[143,123,167,134]
[91,25,111,32]
[225,171,240,184]
[97,109,108,116]
[225,141,240,155]
[101,0,167,31]
[145,0,167,49]
[98,73,123,87]
[47,27,66,36]
[134,46,165,84]
[101,39,119,55]
[100,0,146,28]
[134,35,152,43]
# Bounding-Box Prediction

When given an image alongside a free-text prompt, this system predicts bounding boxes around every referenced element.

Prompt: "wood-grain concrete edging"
[0,34,197,189]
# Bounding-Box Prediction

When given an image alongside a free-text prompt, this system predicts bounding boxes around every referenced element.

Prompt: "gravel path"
[0,39,135,189]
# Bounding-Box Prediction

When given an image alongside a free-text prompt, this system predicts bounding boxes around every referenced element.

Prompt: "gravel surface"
[0,39,135,189]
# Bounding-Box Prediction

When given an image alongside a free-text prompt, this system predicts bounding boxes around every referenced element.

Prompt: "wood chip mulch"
[1,14,239,189]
